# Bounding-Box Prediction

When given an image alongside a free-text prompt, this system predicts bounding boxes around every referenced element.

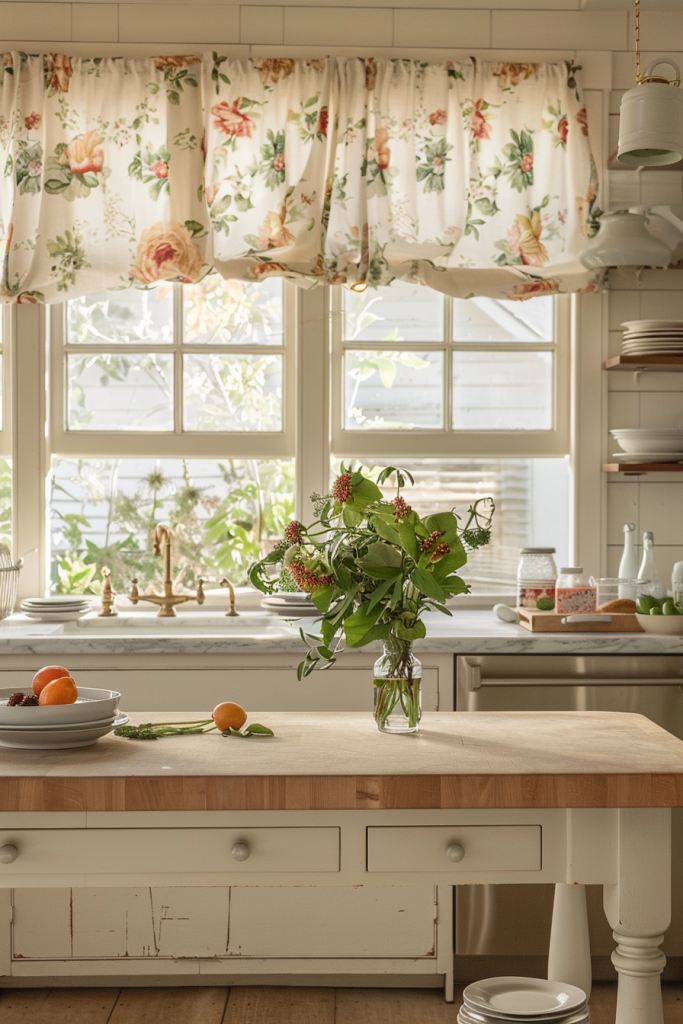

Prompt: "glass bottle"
[618,523,639,580]
[639,532,664,598]
[373,635,422,734]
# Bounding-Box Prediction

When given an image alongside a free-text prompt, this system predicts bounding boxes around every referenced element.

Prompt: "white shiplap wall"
[2,0,683,583]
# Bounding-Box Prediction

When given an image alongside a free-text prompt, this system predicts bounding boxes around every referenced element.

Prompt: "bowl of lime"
[635,594,683,635]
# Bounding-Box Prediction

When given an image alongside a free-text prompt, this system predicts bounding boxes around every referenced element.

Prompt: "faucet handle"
[129,577,140,604]
[196,577,205,605]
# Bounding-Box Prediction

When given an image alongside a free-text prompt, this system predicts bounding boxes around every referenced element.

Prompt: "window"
[44,279,571,596]
[49,277,295,592]
[331,281,569,457]
[0,312,10,550]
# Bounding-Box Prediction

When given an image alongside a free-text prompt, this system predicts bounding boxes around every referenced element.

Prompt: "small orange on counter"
[32,665,71,696]
[38,676,78,706]
[213,702,247,732]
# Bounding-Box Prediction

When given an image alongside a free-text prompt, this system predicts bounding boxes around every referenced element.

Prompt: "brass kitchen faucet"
[129,524,205,618]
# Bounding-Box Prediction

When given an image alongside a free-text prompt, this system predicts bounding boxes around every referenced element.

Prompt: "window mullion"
[174,283,183,435]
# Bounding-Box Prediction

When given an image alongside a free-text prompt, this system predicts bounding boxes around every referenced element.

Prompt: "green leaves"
[410,567,446,602]
[343,601,384,646]
[394,618,426,641]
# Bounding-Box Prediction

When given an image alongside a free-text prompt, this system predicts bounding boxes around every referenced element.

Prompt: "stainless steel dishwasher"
[456,654,683,969]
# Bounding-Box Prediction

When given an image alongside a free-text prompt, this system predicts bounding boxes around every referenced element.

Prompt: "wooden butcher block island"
[0,711,682,1024]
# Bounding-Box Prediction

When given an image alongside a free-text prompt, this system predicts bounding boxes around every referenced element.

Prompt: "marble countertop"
[1,610,683,655]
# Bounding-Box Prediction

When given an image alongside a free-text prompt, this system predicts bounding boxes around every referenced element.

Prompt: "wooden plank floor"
[0,983,680,1023]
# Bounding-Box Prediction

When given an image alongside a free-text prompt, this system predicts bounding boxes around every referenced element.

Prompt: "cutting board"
[517,607,644,633]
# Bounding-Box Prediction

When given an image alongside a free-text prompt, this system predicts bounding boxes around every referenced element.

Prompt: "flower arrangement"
[250,465,494,730]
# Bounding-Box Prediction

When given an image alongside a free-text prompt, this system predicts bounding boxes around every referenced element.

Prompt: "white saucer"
[463,977,587,1017]
[611,452,683,463]
[22,610,88,622]
[622,320,683,331]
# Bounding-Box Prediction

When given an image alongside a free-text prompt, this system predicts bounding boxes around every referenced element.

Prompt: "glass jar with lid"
[555,567,597,614]
[517,548,557,610]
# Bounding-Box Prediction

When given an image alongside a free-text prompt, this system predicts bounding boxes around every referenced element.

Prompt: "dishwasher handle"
[462,663,683,690]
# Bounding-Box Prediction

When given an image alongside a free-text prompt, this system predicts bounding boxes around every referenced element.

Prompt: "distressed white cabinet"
[0,650,454,988]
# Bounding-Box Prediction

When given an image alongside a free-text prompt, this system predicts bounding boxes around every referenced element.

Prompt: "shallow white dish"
[610,433,683,454]
[261,599,320,617]
[622,320,683,330]
[0,714,119,732]
[22,610,88,622]
[463,977,587,1017]
[635,613,683,636]
[611,451,683,463]
[458,1007,589,1024]
[22,596,90,606]
[0,714,129,749]
[0,686,121,726]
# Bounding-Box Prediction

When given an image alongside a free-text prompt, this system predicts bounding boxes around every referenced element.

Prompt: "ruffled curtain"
[0,53,602,303]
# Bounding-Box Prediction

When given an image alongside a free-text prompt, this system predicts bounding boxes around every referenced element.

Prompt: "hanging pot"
[618,60,683,166]
[579,210,674,269]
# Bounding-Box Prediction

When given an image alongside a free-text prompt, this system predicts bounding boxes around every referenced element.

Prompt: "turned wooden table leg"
[548,883,592,1000]
[603,809,671,1024]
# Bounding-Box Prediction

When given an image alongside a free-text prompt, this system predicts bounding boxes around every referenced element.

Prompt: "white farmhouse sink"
[61,611,299,634]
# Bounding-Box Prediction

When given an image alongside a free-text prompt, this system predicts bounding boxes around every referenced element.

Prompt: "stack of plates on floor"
[460,978,588,1024]
[610,427,683,464]
[261,592,320,617]
[21,596,91,621]
[0,686,127,749]
[621,320,683,356]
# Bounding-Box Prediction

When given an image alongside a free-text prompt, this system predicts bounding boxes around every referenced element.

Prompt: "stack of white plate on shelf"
[610,427,683,464]
[459,978,588,1024]
[260,592,320,617]
[20,596,91,621]
[0,686,127,749]
[621,320,683,356]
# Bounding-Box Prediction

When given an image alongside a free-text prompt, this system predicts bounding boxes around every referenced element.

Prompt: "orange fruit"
[38,676,78,706]
[213,702,247,732]
[32,665,71,696]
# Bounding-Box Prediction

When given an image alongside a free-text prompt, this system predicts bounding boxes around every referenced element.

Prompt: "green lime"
[663,599,677,616]
[636,595,659,614]
[650,606,663,616]
[536,597,555,611]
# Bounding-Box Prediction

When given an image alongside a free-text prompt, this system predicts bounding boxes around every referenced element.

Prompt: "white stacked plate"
[0,687,125,748]
[21,596,91,622]
[610,428,683,463]
[621,320,683,356]
[261,593,320,617]
[460,978,588,1024]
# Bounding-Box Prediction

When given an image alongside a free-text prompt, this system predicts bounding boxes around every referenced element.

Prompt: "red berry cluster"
[392,496,412,522]
[288,562,334,593]
[420,530,443,552]
[430,543,451,562]
[332,473,352,503]
[284,520,303,545]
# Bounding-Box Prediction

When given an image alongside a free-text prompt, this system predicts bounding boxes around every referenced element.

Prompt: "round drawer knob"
[231,841,250,862]
[446,843,465,863]
[0,845,18,864]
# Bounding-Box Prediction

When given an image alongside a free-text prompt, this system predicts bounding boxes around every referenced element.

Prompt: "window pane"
[67,289,173,345]
[50,457,294,593]
[183,354,283,431]
[452,295,554,342]
[0,354,3,426]
[343,282,443,342]
[344,350,443,430]
[183,275,283,346]
[330,457,570,593]
[0,458,10,550]
[452,352,552,431]
[66,353,173,431]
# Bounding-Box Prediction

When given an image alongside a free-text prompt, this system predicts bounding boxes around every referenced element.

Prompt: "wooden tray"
[517,608,643,633]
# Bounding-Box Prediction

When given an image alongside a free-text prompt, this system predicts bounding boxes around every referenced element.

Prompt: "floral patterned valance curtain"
[0,53,602,303]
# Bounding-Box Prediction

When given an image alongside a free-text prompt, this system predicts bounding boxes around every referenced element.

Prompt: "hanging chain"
[635,0,642,83]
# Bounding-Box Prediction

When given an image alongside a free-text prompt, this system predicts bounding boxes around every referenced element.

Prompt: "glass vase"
[373,636,422,734]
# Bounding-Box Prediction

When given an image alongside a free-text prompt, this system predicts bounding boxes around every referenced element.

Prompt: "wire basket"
[0,546,22,620]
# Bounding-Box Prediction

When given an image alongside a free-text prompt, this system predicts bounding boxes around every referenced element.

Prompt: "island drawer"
[366,825,541,873]
[0,827,340,876]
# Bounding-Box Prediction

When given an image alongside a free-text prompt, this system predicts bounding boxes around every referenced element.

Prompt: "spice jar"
[517,548,557,610]
[555,567,597,614]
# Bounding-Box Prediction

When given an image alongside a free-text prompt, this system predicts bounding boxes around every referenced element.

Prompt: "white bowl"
[0,714,129,749]
[635,613,683,636]
[611,435,683,453]
[0,686,121,726]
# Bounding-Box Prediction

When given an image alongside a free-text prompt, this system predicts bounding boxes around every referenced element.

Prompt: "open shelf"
[603,463,683,474]
[603,356,683,371]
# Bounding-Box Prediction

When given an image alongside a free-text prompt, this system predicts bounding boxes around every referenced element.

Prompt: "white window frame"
[0,306,11,458]
[329,289,571,459]
[48,282,298,460]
